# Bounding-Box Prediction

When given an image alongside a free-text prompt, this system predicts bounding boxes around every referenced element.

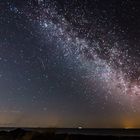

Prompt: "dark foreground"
[0,128,140,140]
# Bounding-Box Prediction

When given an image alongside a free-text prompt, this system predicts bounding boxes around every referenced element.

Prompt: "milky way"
[26,1,140,108]
[0,0,140,127]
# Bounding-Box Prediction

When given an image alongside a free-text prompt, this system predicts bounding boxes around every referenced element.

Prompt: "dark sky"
[0,0,140,128]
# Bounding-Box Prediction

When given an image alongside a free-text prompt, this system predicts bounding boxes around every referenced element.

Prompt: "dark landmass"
[0,128,140,140]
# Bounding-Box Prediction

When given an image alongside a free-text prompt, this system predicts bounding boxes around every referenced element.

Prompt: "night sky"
[0,0,140,128]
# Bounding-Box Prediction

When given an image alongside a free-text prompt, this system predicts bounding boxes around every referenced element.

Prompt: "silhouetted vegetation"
[0,128,140,140]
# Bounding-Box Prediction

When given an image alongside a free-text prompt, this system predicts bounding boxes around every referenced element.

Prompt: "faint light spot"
[44,23,48,28]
